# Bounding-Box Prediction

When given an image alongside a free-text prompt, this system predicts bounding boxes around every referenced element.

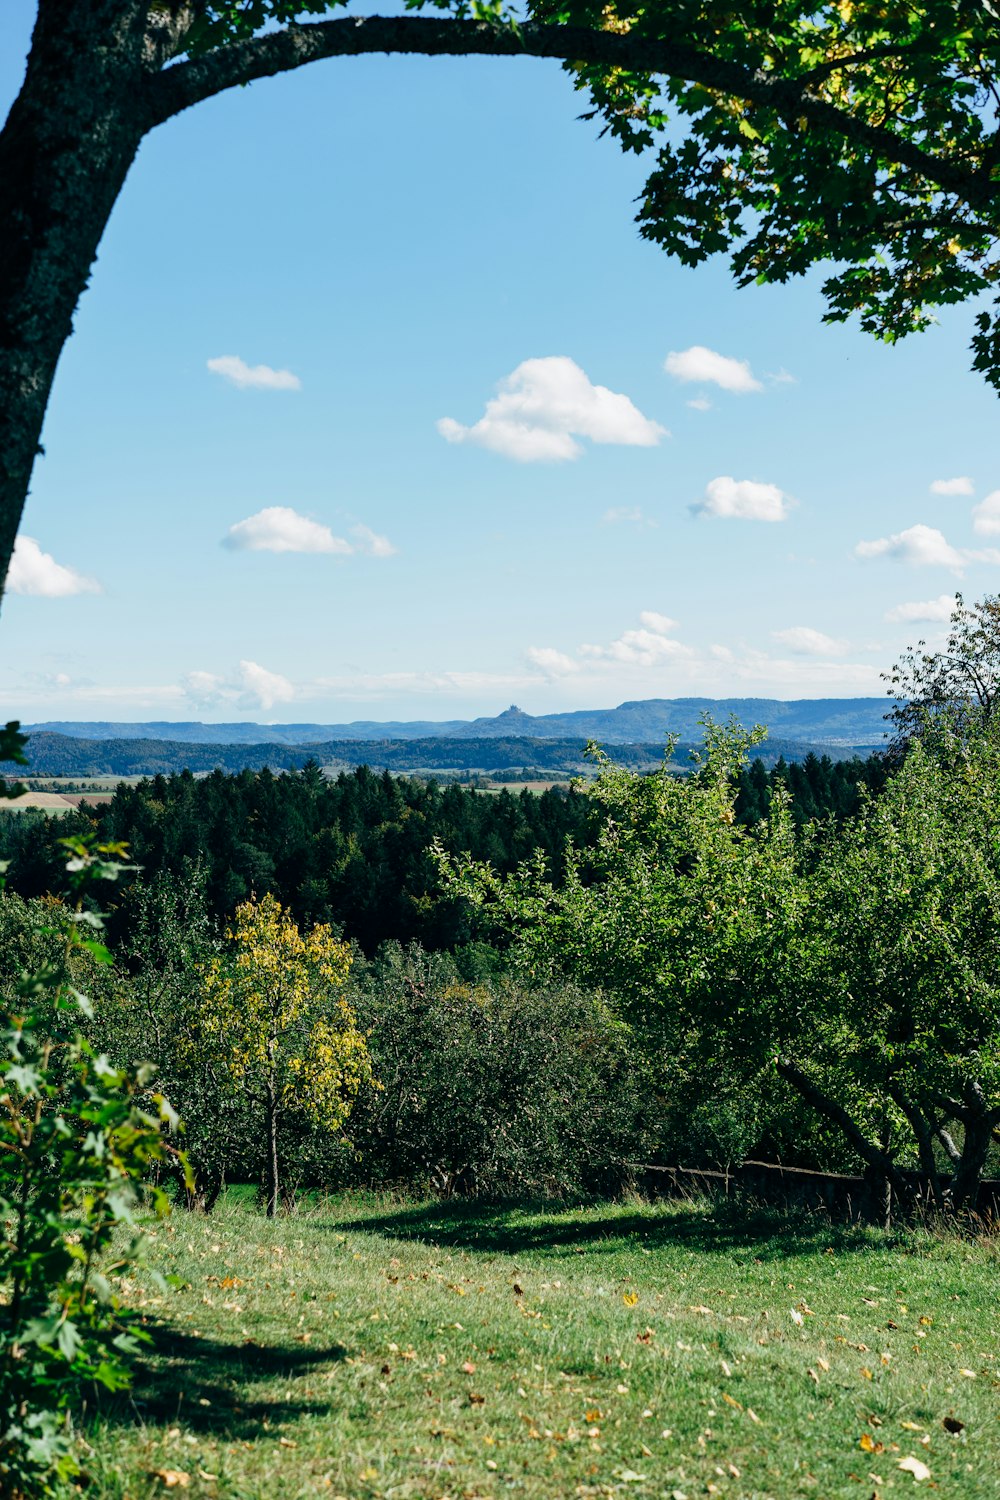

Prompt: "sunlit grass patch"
[81,1193,1000,1498]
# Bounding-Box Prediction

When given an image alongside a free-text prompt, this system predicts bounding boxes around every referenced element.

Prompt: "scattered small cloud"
[766,368,797,386]
[930,476,974,496]
[7,537,101,597]
[884,594,957,625]
[437,356,665,462]
[580,613,691,668]
[686,397,713,411]
[207,354,301,391]
[639,609,679,634]
[602,506,657,527]
[855,523,966,571]
[692,475,792,523]
[665,345,762,394]
[527,612,689,678]
[350,523,398,557]
[972,489,1000,535]
[771,626,847,656]
[223,506,352,554]
[183,659,295,713]
[525,646,577,677]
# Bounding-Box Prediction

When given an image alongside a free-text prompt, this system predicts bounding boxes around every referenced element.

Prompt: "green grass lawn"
[82,1193,1000,1498]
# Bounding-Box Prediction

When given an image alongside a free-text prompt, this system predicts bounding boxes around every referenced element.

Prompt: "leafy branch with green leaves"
[0,821,189,1495]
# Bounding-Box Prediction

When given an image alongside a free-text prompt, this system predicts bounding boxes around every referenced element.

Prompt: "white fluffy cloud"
[350,523,398,557]
[527,612,689,677]
[665,346,762,393]
[885,594,957,624]
[771,626,847,656]
[207,354,301,391]
[525,646,577,677]
[930,476,974,496]
[581,613,691,668]
[7,537,101,597]
[639,610,678,634]
[692,476,792,522]
[855,524,966,570]
[223,506,352,554]
[972,490,1000,536]
[183,660,295,713]
[437,356,665,462]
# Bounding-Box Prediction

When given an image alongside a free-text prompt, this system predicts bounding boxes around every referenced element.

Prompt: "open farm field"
[2,789,116,813]
[83,1194,1000,1500]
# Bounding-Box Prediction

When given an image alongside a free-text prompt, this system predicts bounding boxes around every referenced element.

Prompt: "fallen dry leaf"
[462,1360,476,1374]
[151,1472,190,1490]
[860,1433,885,1454]
[623,1291,639,1307]
[898,1456,931,1482]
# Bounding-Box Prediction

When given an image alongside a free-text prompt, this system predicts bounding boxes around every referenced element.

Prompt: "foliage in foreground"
[0,835,183,1496]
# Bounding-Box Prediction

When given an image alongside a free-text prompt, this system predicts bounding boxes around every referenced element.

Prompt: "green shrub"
[0,834,184,1495]
[339,943,667,1198]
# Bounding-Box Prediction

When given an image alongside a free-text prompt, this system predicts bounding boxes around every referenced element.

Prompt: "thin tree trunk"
[886,1084,946,1211]
[265,1075,280,1218]
[776,1057,917,1215]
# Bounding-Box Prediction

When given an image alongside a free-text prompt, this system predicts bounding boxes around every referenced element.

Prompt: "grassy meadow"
[83,1192,1000,1499]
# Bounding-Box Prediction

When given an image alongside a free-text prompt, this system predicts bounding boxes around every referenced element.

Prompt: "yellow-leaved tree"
[197,893,370,1216]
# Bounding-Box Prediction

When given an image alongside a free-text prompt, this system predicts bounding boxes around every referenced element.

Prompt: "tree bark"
[0,0,164,599]
[950,1083,1000,1212]
[776,1057,917,1216]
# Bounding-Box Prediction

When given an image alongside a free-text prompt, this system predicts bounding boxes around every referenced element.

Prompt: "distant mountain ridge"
[28,696,893,749]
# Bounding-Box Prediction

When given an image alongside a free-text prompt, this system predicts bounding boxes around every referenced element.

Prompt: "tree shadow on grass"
[335,1197,904,1263]
[94,1323,347,1439]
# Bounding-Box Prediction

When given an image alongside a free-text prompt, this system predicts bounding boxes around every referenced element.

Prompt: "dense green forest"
[0,751,888,954]
[15,728,864,778]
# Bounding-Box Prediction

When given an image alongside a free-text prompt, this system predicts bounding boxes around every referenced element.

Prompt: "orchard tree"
[441,723,1000,1216]
[196,892,370,1215]
[886,591,1000,748]
[4,1,1000,597]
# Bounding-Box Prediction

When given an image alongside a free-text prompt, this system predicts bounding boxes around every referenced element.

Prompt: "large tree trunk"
[0,0,152,601]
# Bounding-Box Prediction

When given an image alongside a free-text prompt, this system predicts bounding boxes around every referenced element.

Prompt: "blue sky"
[3,0,1000,725]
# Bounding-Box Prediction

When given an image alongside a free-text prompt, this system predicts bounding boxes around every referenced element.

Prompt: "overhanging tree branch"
[776,1056,915,1201]
[145,16,991,209]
